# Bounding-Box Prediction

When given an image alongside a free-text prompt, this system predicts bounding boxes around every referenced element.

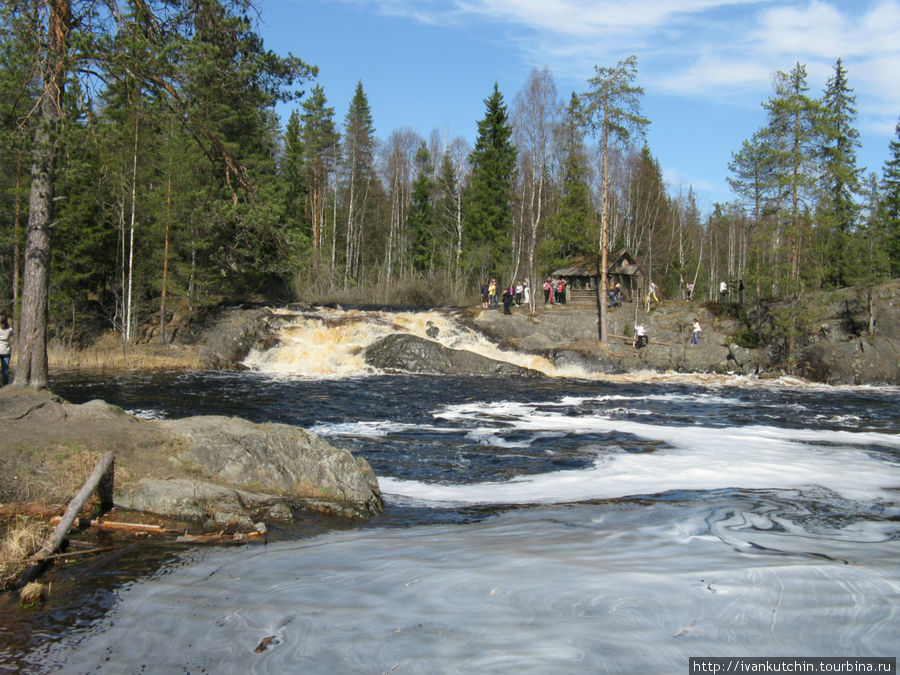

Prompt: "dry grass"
[0,517,51,591]
[46,337,202,371]
[19,581,48,605]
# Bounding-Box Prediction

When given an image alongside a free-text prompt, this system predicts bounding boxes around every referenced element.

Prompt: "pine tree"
[582,55,649,344]
[761,62,820,289]
[465,83,517,280]
[408,142,435,274]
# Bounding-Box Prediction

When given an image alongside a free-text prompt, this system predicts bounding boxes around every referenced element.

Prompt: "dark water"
[2,371,898,673]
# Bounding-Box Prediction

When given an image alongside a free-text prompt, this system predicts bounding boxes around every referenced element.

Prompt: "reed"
[46,342,202,371]
[0,517,51,591]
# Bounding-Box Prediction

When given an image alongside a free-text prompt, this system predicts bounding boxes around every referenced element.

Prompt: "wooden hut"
[606,249,643,302]
[550,250,643,304]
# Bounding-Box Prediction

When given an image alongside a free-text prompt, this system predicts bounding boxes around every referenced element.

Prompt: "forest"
[2,1,899,383]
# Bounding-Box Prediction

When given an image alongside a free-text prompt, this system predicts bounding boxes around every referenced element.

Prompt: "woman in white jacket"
[0,316,12,386]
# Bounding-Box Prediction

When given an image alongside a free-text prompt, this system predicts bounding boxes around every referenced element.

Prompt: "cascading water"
[2,307,897,674]
[243,307,560,377]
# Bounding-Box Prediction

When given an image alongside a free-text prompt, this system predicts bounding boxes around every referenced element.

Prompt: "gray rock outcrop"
[169,416,378,509]
[115,478,294,530]
[142,415,383,521]
[199,306,301,369]
[365,333,543,376]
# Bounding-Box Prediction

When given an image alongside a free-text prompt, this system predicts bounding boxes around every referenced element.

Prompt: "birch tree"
[513,67,561,312]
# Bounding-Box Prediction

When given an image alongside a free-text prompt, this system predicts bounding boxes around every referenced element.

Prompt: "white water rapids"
[9,308,900,673]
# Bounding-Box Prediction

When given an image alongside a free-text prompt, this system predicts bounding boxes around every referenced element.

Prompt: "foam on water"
[18,367,897,673]
[379,398,900,505]
[24,503,899,674]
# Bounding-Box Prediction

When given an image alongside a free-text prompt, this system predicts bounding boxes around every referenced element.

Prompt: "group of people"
[608,284,623,308]
[0,315,13,386]
[718,279,745,304]
[482,278,531,314]
[542,277,567,305]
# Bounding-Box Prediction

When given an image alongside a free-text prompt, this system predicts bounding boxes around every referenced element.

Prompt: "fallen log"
[0,503,62,518]
[176,531,263,544]
[17,451,115,587]
[608,333,673,346]
[49,516,182,536]
[25,546,117,563]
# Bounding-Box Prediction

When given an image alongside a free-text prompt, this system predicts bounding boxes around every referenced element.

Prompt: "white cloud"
[354,0,900,150]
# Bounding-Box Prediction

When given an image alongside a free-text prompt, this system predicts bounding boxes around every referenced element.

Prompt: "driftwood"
[49,516,265,544]
[17,451,115,586]
[28,546,117,562]
[49,516,181,535]
[177,531,264,544]
[0,503,62,518]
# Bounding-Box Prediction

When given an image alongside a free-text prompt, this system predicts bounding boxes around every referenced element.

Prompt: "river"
[1,308,898,673]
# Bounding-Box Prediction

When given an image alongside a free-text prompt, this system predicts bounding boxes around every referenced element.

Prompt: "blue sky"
[259,0,900,213]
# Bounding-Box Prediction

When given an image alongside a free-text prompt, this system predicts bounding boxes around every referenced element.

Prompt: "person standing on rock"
[502,286,513,315]
[691,319,702,345]
[0,316,12,386]
[489,279,498,309]
[633,323,648,355]
[719,280,728,302]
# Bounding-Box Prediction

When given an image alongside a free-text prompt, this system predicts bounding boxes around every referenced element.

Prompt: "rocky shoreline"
[198,279,899,385]
[458,280,900,385]
[0,389,382,542]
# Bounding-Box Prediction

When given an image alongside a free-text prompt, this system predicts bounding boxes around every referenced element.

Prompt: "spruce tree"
[341,81,376,287]
[408,142,435,274]
[881,119,900,277]
[300,85,339,254]
[543,94,594,269]
[818,58,862,287]
[465,83,516,280]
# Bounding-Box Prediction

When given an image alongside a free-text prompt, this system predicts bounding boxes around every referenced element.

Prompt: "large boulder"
[199,306,303,369]
[800,337,900,385]
[155,415,383,518]
[365,333,543,376]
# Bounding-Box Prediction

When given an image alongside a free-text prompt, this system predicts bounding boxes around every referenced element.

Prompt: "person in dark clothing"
[738,279,745,305]
[502,288,513,315]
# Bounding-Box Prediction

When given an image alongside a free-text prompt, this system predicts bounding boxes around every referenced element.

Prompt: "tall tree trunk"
[599,111,609,345]
[13,152,22,331]
[159,171,172,344]
[16,0,70,389]
[125,119,139,343]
